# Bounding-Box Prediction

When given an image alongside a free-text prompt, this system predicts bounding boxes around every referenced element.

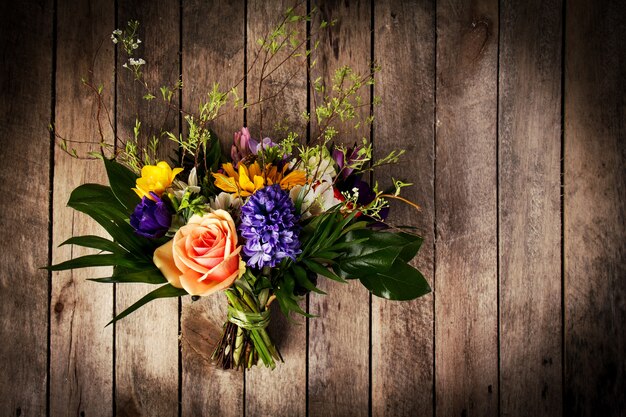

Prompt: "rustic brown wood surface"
[564,0,626,415]
[372,1,435,416]
[435,0,499,415]
[308,1,371,416]
[1,0,625,416]
[0,1,52,416]
[115,1,181,416]
[498,1,563,416]
[50,1,115,416]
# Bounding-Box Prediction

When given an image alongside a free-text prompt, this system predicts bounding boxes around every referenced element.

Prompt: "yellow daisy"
[212,162,306,197]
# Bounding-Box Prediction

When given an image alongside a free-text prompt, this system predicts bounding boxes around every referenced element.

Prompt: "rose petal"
[153,240,183,289]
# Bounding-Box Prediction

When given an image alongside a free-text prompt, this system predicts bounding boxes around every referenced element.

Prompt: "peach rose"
[153,210,245,296]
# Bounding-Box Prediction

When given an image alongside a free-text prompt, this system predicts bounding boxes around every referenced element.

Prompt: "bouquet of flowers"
[48,10,430,370]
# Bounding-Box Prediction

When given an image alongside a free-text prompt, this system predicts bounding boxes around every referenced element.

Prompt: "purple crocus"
[130,192,172,238]
[249,137,277,155]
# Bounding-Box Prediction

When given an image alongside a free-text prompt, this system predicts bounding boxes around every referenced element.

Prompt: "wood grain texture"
[498,1,563,416]
[180,1,244,415]
[245,1,307,416]
[307,1,371,416]
[115,1,180,415]
[0,1,52,416]
[564,0,626,415]
[435,0,499,415]
[50,1,115,416]
[372,1,436,416]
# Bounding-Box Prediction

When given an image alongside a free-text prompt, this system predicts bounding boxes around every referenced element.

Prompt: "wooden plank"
[180,1,245,416]
[49,1,115,416]
[0,0,53,416]
[308,1,371,416]
[371,1,436,416]
[435,0,499,415]
[115,1,181,415]
[498,1,563,415]
[245,1,307,416]
[564,0,626,414]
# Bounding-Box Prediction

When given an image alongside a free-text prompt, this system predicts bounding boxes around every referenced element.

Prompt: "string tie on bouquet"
[227,305,270,330]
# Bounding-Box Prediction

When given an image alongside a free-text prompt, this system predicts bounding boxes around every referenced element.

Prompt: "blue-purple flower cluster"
[239,184,301,269]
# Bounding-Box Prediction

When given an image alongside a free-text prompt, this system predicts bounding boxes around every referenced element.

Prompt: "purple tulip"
[130,192,172,238]
[333,143,363,180]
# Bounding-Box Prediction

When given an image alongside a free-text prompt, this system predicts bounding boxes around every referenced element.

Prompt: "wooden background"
[1,0,624,416]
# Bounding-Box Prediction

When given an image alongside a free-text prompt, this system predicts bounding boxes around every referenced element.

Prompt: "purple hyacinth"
[239,185,301,269]
[130,192,172,238]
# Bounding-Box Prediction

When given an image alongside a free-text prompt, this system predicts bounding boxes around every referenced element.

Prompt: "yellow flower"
[133,161,183,200]
[213,162,306,197]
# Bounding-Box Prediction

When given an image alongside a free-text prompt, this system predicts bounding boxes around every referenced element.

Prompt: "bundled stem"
[211,277,282,370]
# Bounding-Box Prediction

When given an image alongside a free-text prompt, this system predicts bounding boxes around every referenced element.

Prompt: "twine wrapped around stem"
[211,274,282,370]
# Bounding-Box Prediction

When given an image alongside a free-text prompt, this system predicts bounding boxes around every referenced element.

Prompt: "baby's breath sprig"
[112,20,144,80]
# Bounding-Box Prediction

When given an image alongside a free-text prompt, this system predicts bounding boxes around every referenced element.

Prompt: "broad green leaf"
[337,245,400,275]
[60,235,128,255]
[205,130,223,172]
[107,283,187,326]
[103,158,140,213]
[359,260,431,301]
[46,253,148,271]
[292,264,326,294]
[325,237,369,252]
[302,259,346,283]
[68,184,153,256]
[274,273,315,318]
[396,233,424,263]
[336,229,424,275]
[88,268,167,284]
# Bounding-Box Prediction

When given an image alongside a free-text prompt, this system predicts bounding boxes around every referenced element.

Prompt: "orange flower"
[153,210,245,296]
[212,162,306,197]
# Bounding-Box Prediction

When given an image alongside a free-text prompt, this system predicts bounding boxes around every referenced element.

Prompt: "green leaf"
[68,184,153,256]
[60,235,128,255]
[337,245,400,275]
[396,233,424,263]
[336,229,424,275]
[325,237,369,252]
[274,274,315,318]
[88,268,167,284]
[46,253,147,271]
[358,260,431,301]
[205,129,222,172]
[302,259,346,283]
[292,264,326,295]
[107,284,187,326]
[103,158,140,213]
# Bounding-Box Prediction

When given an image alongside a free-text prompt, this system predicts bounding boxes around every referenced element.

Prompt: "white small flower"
[296,147,337,182]
[290,181,341,219]
[136,39,142,44]
[128,58,146,66]
[209,192,242,211]
[188,167,198,187]
[122,63,128,68]
[132,43,139,49]
[113,29,122,35]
